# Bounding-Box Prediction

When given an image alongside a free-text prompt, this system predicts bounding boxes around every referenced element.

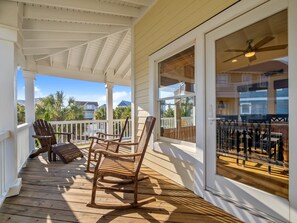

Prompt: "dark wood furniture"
[31,119,83,163]
[87,116,156,209]
[85,117,129,173]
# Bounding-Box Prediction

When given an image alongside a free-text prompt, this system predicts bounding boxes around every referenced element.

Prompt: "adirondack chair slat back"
[33,119,57,146]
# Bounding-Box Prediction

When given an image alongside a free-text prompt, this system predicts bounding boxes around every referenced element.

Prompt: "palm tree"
[35,91,83,121]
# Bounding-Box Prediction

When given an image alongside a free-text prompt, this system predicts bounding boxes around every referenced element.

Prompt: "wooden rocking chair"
[31,119,83,163]
[87,116,156,209]
[85,117,129,173]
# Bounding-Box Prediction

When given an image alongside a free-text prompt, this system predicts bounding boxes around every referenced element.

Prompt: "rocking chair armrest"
[88,136,105,141]
[32,135,52,139]
[96,132,121,137]
[104,138,121,142]
[107,141,139,146]
[94,149,142,158]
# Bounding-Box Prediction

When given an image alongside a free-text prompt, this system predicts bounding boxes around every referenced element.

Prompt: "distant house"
[17,98,42,106]
[117,100,131,107]
[76,101,98,120]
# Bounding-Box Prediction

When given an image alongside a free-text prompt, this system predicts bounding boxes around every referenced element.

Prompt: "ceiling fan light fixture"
[244,51,256,58]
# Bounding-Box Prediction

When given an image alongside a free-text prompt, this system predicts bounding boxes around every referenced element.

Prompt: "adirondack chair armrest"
[54,132,73,142]
[32,135,52,139]
[94,149,142,158]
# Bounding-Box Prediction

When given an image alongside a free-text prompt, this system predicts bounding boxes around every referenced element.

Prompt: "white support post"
[105,82,114,136]
[0,29,22,200]
[23,70,36,153]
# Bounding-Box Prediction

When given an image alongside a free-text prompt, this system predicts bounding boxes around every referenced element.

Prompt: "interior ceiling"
[216,10,288,73]
[11,0,155,86]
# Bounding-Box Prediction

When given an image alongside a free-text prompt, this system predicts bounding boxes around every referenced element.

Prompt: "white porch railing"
[0,130,10,201]
[17,123,31,172]
[49,119,132,144]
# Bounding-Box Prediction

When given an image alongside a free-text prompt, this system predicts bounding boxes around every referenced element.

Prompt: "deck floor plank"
[0,148,241,223]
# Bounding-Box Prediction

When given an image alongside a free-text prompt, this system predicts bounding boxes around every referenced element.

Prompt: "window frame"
[149,42,197,148]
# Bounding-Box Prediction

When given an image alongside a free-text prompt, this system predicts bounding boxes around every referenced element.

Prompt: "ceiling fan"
[223,36,287,63]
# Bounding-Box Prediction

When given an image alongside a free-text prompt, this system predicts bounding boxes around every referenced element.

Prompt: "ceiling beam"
[22,20,126,34]
[103,30,129,75]
[121,66,131,79]
[36,64,130,86]
[36,65,105,83]
[23,48,67,56]
[80,44,89,71]
[23,40,85,49]
[92,38,108,73]
[23,31,105,41]
[115,51,131,77]
[120,0,154,7]
[24,4,132,26]
[9,0,140,17]
[66,50,71,69]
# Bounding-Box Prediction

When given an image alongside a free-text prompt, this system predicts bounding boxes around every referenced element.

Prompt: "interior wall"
[134,0,237,189]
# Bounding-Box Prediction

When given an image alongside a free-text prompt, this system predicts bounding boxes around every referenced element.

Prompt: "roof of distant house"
[117,100,131,107]
[76,101,98,106]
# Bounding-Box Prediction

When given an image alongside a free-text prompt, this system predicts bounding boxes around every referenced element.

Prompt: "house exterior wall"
[134,0,237,189]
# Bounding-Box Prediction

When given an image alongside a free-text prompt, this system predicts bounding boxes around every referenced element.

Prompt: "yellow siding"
[134,0,237,189]
[134,0,237,126]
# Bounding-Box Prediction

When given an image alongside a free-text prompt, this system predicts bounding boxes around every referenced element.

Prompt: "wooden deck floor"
[0,148,241,223]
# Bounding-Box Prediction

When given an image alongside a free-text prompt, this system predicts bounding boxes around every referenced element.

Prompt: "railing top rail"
[17,123,32,132]
[0,130,11,142]
[49,120,107,124]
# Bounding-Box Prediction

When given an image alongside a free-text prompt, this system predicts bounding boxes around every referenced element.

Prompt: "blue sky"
[17,69,131,108]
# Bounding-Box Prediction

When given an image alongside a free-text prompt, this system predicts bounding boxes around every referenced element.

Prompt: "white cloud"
[113,91,131,108]
[34,86,44,98]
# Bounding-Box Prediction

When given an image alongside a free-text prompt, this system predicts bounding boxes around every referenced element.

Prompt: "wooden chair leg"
[86,147,93,172]
[133,178,138,205]
[48,148,52,162]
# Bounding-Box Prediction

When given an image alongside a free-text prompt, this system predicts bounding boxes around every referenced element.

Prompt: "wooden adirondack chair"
[87,116,156,209]
[85,117,129,173]
[31,119,83,163]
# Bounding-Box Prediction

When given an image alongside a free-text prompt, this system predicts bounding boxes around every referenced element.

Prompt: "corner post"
[105,82,114,136]
[23,70,36,153]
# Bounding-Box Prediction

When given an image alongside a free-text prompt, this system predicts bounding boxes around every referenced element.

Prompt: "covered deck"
[0,148,240,223]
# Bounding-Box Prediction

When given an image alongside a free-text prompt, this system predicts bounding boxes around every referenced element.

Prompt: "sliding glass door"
[205,3,290,221]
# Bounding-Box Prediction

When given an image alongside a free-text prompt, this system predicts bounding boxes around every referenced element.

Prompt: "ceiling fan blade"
[256,44,288,52]
[253,36,275,49]
[225,49,245,52]
[248,55,257,62]
[223,53,243,63]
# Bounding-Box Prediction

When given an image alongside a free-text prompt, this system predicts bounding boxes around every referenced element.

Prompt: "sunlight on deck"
[0,148,241,223]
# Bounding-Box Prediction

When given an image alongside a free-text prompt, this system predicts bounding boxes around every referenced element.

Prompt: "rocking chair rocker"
[87,116,156,209]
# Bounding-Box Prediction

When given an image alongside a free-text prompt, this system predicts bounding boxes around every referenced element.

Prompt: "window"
[240,103,251,114]
[158,46,196,143]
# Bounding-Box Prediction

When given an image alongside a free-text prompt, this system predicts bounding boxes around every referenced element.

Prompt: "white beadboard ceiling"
[10,0,155,86]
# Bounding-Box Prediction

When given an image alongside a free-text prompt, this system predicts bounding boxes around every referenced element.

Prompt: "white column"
[0,31,22,199]
[23,70,36,153]
[105,82,113,135]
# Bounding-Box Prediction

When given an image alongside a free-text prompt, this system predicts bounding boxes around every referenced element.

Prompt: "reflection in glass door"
[215,10,288,198]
